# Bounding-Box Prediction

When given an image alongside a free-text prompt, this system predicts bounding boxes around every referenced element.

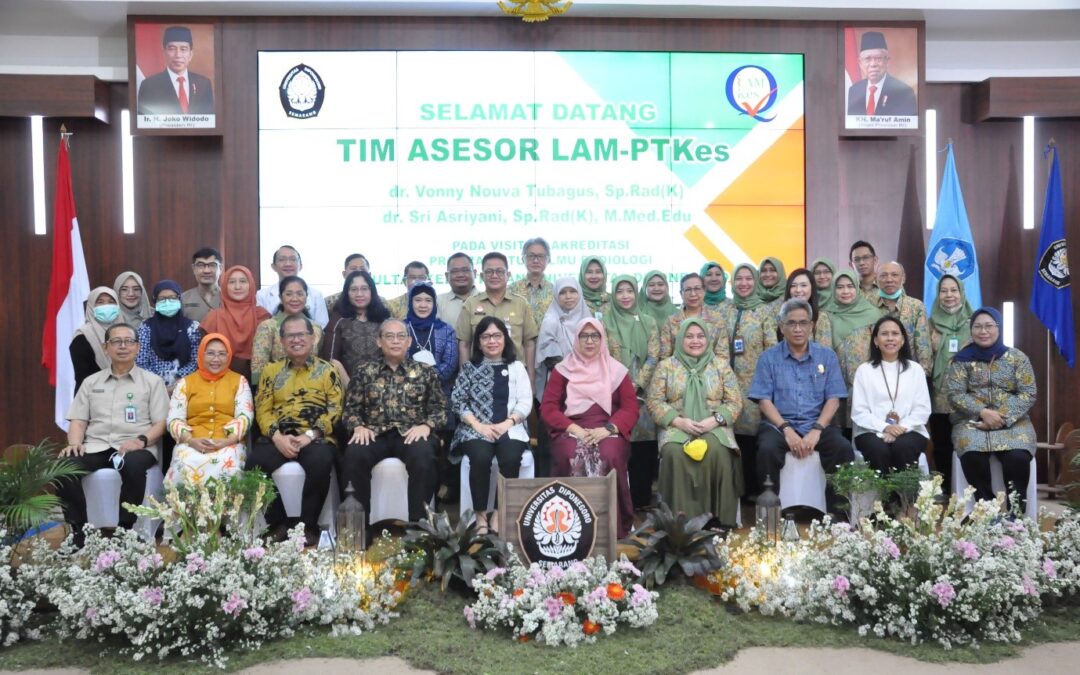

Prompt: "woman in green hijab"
[700,261,728,308]
[827,270,882,433]
[810,258,837,307]
[579,256,611,318]
[757,257,787,318]
[637,270,679,326]
[927,274,973,490]
[647,318,743,527]
[605,275,661,509]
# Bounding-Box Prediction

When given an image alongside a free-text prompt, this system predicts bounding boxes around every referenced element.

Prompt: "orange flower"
[513,588,524,598]
[606,583,625,601]
[517,634,531,643]
[557,592,576,606]
[582,620,601,635]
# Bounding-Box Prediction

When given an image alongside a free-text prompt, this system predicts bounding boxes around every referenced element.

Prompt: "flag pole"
[59,124,72,149]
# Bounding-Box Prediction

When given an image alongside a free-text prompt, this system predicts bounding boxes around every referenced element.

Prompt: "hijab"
[700,261,727,305]
[578,256,610,311]
[405,283,442,333]
[636,270,678,326]
[954,307,1008,364]
[810,257,837,307]
[603,275,656,370]
[196,333,233,382]
[730,263,765,310]
[537,277,592,365]
[146,279,194,365]
[73,287,118,371]
[666,318,725,446]
[827,271,881,346]
[112,271,152,328]
[756,257,787,303]
[555,318,629,417]
[200,266,270,360]
[928,275,974,386]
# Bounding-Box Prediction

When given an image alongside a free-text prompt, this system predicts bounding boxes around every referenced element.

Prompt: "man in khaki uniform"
[59,323,169,546]
[457,252,538,385]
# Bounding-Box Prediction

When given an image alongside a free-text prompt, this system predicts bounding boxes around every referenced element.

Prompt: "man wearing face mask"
[874,262,932,372]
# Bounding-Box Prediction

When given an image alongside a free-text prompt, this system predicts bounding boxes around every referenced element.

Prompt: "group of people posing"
[58,237,1038,546]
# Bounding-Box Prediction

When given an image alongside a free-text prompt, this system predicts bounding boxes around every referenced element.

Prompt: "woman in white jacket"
[851,316,931,474]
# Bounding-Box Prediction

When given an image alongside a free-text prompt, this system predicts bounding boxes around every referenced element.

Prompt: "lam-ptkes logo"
[726,65,779,122]
[279,64,325,119]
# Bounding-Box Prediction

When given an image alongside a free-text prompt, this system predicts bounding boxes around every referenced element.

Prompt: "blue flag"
[924,144,983,310]
[1030,145,1075,367]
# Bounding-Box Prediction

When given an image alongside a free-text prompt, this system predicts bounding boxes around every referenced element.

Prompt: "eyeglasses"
[106,338,138,347]
[204,350,229,359]
[524,253,548,262]
[193,261,220,270]
[852,255,875,264]
[381,332,409,342]
[483,268,507,278]
[479,333,504,342]
[971,323,999,332]
[283,332,312,341]
[783,320,813,330]
[579,332,602,343]
[405,275,429,283]
[682,286,704,294]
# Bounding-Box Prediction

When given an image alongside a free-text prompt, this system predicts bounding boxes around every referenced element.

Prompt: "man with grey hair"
[436,252,479,329]
[749,298,853,513]
[509,237,554,327]
[874,261,932,371]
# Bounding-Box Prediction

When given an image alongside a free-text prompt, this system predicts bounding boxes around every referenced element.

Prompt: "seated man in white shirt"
[256,245,329,327]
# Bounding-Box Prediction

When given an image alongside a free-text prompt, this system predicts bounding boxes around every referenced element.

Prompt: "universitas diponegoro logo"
[726,65,779,122]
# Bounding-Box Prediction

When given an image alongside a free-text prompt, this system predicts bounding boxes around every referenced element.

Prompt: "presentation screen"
[258,51,805,297]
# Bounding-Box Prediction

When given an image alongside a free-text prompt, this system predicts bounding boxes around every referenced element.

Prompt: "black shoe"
[303,526,321,548]
[269,521,292,543]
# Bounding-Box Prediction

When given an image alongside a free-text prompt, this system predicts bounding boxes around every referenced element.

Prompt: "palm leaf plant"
[0,440,85,541]
[399,506,508,592]
[626,499,723,588]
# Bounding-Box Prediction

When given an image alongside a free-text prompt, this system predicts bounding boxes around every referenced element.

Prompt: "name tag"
[124,405,137,424]
[948,338,959,353]
[92,389,106,393]
[732,338,745,355]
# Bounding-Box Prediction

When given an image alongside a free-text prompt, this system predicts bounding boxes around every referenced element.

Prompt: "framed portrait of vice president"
[128,19,223,135]
[841,24,923,136]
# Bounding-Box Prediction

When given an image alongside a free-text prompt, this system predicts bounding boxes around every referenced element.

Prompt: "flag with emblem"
[1030,144,1074,367]
[924,143,983,310]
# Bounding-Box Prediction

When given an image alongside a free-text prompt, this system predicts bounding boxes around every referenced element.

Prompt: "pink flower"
[463,605,477,629]
[955,540,980,560]
[141,586,163,606]
[93,550,122,573]
[484,567,506,580]
[586,586,607,604]
[137,553,163,572]
[997,536,1016,551]
[85,608,99,621]
[547,566,565,581]
[1007,520,1026,533]
[1043,559,1058,579]
[631,584,651,607]
[832,575,850,596]
[527,566,546,587]
[222,591,247,616]
[1022,576,1038,597]
[881,537,900,560]
[290,587,313,615]
[544,596,564,619]
[569,561,589,575]
[617,560,642,577]
[930,581,956,607]
[243,546,266,561]
[185,552,208,573]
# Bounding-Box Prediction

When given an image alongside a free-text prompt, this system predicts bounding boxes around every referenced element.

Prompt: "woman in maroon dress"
[540,317,638,537]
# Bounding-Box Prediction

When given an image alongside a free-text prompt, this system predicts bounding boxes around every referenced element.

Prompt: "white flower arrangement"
[711,476,1080,649]
[0,532,39,647]
[465,553,659,646]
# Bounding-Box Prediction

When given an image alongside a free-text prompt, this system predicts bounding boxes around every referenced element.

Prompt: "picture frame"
[128,18,223,135]
[840,23,924,137]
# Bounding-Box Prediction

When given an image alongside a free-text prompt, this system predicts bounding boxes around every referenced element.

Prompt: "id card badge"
[124,405,137,424]
[732,338,745,355]
[948,338,959,353]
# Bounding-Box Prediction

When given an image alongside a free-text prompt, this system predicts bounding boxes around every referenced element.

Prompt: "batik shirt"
[256,356,343,444]
[659,305,730,363]
[509,277,555,328]
[945,348,1037,456]
[344,358,448,435]
[607,317,661,442]
[875,294,933,372]
[646,355,742,449]
[717,303,778,434]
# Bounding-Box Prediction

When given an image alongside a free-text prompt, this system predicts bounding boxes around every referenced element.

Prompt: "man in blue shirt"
[749,298,853,511]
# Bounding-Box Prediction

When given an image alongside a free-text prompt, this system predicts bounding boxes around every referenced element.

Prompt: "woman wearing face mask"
[604,275,661,509]
[252,275,324,384]
[927,274,973,490]
[782,268,833,347]
[637,270,679,327]
[827,271,882,433]
[757,257,787,318]
[113,271,152,329]
[578,256,611,318]
[70,287,121,394]
[135,280,202,392]
[700,261,728,309]
[404,282,458,400]
[165,334,253,488]
[200,266,270,380]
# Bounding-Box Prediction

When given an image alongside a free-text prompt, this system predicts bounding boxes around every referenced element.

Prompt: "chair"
[459,449,535,517]
[778,453,828,513]
[369,458,411,524]
[951,453,1038,520]
[270,463,339,531]
[83,464,164,540]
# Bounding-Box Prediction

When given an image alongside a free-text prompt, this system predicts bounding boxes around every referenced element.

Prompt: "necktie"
[866,84,877,116]
[177,75,189,114]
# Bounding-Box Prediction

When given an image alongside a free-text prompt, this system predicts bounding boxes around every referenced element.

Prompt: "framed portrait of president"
[128,19,222,135]
[841,24,923,136]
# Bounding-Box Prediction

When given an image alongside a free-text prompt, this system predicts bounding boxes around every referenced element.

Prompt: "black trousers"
[960,449,1031,515]
[855,432,926,474]
[928,413,955,492]
[533,399,551,478]
[735,433,760,498]
[246,439,337,530]
[756,424,854,511]
[459,437,527,513]
[341,430,438,522]
[57,449,158,530]
[627,440,659,509]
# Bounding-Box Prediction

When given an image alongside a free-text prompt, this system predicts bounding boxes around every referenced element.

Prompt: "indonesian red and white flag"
[41,139,91,431]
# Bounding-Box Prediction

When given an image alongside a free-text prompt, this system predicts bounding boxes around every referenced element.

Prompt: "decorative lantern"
[755,476,781,543]
[336,481,367,560]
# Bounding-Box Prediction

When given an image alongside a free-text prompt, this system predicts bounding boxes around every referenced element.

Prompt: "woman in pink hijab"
[540,317,639,537]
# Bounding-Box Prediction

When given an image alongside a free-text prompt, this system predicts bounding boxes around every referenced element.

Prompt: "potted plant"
[0,440,84,547]
[827,461,888,524]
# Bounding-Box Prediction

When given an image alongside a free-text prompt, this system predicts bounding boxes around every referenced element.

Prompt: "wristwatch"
[811,423,826,432]
[137,434,149,448]
[777,422,792,432]
[713,412,726,426]
[304,429,320,441]
[604,423,619,436]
